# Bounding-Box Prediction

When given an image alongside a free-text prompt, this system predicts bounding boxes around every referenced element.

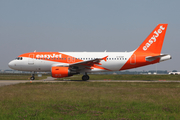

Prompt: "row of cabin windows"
[35,57,127,61]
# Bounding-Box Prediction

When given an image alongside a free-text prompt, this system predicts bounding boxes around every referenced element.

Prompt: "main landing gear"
[30,72,35,80]
[82,73,89,81]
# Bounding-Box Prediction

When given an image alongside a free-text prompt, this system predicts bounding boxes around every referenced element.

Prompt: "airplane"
[8,24,171,81]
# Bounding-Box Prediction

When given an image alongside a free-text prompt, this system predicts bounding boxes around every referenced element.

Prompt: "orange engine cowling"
[51,66,71,78]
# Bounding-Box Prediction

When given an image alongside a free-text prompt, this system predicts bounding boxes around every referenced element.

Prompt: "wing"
[52,56,109,71]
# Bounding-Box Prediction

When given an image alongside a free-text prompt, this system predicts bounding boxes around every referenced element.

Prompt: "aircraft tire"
[30,76,35,80]
[82,75,89,81]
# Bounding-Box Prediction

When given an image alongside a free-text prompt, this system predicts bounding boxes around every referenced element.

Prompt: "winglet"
[102,56,108,62]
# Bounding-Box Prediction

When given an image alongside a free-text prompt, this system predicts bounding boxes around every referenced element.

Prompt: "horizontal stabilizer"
[146,54,171,62]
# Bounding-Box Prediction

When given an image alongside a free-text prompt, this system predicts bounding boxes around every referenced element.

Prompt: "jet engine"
[51,66,79,78]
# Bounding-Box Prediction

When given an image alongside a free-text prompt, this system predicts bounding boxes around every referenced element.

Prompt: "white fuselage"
[8,51,134,73]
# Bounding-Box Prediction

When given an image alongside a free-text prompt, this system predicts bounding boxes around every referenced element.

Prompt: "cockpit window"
[15,57,23,60]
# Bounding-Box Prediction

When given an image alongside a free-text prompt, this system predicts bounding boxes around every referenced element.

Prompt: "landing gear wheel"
[30,72,35,80]
[82,75,89,81]
[30,76,35,80]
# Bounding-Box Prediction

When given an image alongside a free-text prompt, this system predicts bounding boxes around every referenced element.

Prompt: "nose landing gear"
[30,72,35,80]
[30,76,35,80]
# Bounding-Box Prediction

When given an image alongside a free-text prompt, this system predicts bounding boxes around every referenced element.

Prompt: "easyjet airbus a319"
[8,24,171,80]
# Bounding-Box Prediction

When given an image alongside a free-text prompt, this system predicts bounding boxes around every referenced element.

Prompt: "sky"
[0,0,180,71]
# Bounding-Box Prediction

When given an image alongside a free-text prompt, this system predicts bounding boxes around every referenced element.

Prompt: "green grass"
[0,74,49,80]
[0,82,180,119]
[59,74,180,81]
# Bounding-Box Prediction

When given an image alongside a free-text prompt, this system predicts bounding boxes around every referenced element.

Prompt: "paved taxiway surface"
[1,77,180,87]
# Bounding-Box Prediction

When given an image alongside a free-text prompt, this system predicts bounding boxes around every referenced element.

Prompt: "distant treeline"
[92,70,169,75]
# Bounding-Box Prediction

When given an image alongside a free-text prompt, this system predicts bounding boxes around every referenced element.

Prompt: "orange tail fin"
[120,24,168,70]
[135,24,168,54]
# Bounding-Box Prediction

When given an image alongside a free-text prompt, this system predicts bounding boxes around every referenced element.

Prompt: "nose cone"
[8,61,13,69]
[8,60,16,69]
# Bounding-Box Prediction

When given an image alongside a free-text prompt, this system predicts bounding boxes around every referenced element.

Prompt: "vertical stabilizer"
[135,24,168,54]
[120,24,168,70]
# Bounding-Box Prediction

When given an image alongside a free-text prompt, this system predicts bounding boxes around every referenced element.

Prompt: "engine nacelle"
[51,66,79,78]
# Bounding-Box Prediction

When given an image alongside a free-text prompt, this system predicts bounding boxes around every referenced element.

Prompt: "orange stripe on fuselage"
[19,52,82,63]
[120,52,160,70]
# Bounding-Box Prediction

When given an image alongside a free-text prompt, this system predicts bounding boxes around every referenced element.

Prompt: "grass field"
[0,74,49,80]
[0,82,180,119]
[60,74,180,81]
